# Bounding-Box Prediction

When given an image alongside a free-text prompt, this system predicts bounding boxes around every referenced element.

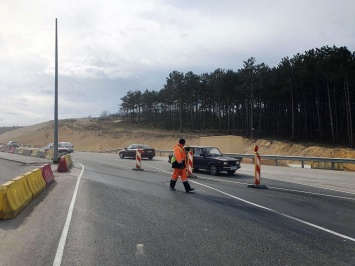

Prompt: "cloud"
[0,0,354,126]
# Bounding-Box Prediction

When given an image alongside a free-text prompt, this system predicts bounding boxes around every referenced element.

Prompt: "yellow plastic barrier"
[46,150,54,160]
[18,147,24,155]
[0,188,4,219]
[0,180,30,219]
[64,154,73,168]
[31,149,39,157]
[25,169,46,198]
[12,176,33,204]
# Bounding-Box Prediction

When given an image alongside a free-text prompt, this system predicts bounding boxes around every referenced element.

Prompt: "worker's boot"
[183,181,195,192]
[170,180,177,191]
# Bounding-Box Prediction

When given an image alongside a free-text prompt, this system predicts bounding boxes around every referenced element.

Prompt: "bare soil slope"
[1,118,354,171]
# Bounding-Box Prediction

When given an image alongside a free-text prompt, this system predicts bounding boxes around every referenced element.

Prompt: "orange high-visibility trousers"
[172,167,187,182]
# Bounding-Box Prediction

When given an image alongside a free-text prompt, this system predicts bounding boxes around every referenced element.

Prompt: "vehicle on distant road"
[44,143,70,155]
[6,141,19,147]
[59,142,74,153]
[118,144,155,160]
[169,146,241,175]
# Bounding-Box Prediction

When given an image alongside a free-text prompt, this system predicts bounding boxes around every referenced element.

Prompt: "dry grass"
[0,118,354,171]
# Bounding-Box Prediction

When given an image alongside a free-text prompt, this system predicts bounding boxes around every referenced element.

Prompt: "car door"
[129,145,138,157]
[192,148,205,170]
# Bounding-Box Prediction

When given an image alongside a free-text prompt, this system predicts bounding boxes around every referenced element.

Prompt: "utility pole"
[53,18,59,163]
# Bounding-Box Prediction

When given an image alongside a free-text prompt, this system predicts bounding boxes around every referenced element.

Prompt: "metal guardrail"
[224,153,355,169]
[103,149,355,170]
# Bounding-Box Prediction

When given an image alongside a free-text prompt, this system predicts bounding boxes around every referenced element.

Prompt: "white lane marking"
[262,175,355,195]
[237,169,355,195]
[199,176,355,201]
[53,162,85,266]
[148,164,355,200]
[146,164,355,242]
[135,244,145,256]
[191,180,355,242]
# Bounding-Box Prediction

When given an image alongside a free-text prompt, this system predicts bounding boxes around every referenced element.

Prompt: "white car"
[6,141,19,147]
[44,143,70,154]
[59,142,74,153]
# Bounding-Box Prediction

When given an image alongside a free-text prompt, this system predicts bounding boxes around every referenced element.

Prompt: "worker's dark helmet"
[179,139,186,144]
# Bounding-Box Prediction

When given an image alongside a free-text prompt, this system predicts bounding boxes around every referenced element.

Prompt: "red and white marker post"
[133,149,144,171]
[183,149,197,178]
[187,150,196,178]
[254,145,261,185]
[248,145,267,189]
[187,151,193,176]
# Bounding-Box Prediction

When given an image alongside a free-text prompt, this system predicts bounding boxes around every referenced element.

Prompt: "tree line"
[119,45,355,147]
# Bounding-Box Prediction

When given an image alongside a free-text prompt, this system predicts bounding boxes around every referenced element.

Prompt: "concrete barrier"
[311,161,344,171]
[23,149,32,156]
[25,169,46,198]
[37,151,47,158]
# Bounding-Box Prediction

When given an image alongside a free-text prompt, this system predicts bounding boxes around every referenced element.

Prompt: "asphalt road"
[0,152,354,266]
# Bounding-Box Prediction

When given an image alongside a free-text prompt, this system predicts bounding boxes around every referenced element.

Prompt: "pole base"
[247,184,268,189]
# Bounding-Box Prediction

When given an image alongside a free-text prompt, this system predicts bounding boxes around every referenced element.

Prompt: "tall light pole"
[53,18,59,163]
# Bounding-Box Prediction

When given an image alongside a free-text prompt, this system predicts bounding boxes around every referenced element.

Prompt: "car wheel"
[227,170,236,175]
[119,153,124,159]
[148,156,153,160]
[208,164,219,176]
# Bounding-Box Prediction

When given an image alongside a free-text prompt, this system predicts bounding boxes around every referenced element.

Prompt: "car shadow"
[192,169,250,179]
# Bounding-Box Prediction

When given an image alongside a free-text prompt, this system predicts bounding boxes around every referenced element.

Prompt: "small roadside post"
[248,145,267,189]
[133,149,144,171]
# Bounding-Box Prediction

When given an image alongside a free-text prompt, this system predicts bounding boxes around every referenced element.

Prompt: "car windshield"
[61,142,73,146]
[204,147,222,156]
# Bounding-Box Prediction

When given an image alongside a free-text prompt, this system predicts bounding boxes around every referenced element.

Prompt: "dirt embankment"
[0,118,354,171]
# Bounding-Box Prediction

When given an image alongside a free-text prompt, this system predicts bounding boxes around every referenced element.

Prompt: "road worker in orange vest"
[170,138,195,192]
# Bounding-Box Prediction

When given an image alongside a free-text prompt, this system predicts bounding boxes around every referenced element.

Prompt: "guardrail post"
[274,159,278,166]
[301,161,304,168]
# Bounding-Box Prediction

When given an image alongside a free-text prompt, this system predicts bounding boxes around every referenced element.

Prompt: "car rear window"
[139,145,151,149]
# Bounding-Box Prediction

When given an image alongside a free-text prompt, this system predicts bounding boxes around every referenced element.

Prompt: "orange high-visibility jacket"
[173,143,185,163]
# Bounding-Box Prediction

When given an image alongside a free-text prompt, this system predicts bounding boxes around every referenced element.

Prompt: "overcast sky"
[0,0,354,126]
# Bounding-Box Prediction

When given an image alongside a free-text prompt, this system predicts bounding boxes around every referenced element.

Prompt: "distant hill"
[0,126,22,135]
[0,118,354,171]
